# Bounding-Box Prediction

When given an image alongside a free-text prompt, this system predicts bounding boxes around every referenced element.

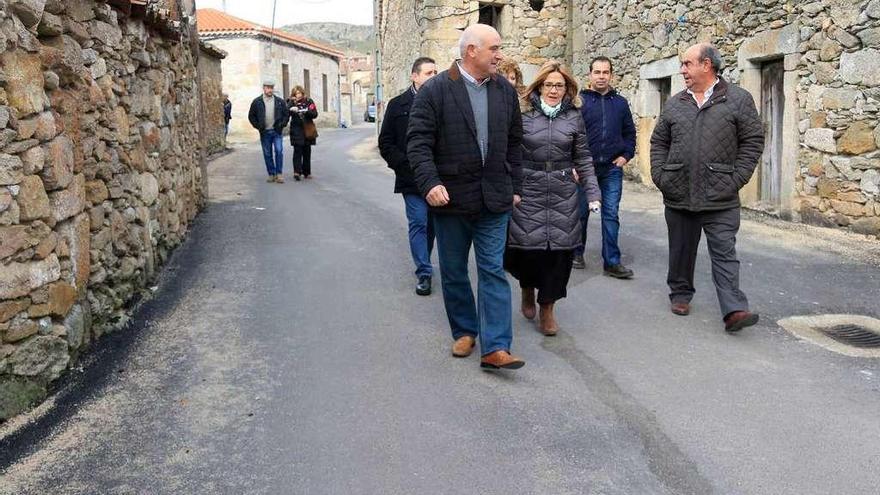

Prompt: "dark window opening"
[529,0,544,11]
[303,69,311,97]
[478,3,502,29]
[322,74,329,112]
[654,77,671,114]
[282,63,290,98]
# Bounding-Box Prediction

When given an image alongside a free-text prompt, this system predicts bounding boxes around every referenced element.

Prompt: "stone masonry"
[377,0,880,236]
[198,41,227,155]
[0,0,214,419]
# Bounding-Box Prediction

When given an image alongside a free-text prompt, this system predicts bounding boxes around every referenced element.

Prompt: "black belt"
[522,160,572,172]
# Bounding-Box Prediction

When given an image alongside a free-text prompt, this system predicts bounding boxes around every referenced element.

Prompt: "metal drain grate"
[819,324,880,348]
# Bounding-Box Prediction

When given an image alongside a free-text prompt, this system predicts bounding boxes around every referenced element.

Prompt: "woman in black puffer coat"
[287,85,319,180]
[505,61,601,336]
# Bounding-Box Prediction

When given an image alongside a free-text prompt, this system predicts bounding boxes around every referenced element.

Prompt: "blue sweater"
[579,89,636,166]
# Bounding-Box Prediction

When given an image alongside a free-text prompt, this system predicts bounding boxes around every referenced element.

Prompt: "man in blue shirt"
[574,56,636,279]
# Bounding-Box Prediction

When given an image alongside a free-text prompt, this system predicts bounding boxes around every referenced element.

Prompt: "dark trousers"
[665,206,749,318]
[433,210,513,356]
[293,144,312,176]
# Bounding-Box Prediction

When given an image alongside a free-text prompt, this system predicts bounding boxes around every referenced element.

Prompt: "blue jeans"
[259,130,284,176]
[575,165,623,267]
[403,194,435,278]
[433,210,513,356]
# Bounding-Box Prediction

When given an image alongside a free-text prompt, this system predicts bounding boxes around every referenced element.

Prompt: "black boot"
[416,276,432,296]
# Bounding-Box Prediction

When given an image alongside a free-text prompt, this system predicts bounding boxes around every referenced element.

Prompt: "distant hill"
[280,22,375,55]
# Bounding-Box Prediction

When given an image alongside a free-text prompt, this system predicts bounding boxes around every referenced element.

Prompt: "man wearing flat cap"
[248,80,290,183]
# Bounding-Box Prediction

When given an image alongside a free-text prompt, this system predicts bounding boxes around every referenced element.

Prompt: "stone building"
[196,9,345,135]
[198,41,228,155]
[0,0,218,420]
[377,0,880,235]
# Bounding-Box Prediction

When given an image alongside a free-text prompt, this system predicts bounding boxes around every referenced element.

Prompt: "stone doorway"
[737,25,800,217]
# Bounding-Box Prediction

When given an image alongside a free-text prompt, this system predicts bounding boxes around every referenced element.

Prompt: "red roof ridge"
[196,8,344,59]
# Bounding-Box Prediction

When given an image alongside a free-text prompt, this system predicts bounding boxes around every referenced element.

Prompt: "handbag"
[303,119,318,141]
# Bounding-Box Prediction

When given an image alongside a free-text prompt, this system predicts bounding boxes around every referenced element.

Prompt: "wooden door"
[760,60,784,205]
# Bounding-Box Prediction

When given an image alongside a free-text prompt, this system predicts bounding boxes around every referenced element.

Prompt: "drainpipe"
[337,69,342,127]
[373,0,383,133]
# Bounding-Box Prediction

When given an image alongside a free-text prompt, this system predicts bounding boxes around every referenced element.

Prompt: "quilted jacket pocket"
[659,163,687,203]
[705,162,737,202]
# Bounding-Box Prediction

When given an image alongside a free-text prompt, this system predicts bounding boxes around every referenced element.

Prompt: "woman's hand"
[571,169,580,183]
[588,201,601,213]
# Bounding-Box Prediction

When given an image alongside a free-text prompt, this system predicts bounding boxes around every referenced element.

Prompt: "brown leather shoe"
[266,175,276,183]
[521,288,536,320]
[671,302,690,316]
[480,350,525,370]
[275,175,285,183]
[538,302,558,336]
[451,335,476,357]
[724,311,759,333]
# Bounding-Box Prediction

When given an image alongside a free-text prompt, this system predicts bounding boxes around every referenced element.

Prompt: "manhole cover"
[777,315,880,358]
[819,324,880,348]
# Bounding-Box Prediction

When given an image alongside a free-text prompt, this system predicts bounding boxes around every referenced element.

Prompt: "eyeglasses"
[542,83,566,91]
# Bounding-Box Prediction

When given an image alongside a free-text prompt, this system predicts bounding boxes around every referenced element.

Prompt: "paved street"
[1,127,880,495]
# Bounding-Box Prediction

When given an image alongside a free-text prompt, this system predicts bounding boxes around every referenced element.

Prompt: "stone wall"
[198,43,226,155]
[0,0,209,419]
[376,0,420,104]
[378,0,570,109]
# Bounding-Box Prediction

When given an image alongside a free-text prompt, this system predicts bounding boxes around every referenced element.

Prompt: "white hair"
[458,24,497,58]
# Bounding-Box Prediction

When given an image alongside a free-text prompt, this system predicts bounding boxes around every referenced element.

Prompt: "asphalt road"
[1,127,879,495]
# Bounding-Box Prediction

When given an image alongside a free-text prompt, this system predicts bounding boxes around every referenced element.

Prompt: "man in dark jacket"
[378,56,438,296]
[407,24,525,370]
[650,43,764,332]
[573,56,637,279]
[223,94,232,136]
[248,81,290,183]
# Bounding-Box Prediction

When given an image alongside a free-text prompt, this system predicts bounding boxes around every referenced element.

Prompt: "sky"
[196,0,373,27]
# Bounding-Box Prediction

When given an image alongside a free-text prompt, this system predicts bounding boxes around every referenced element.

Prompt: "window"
[282,63,290,98]
[653,77,671,114]
[528,0,544,11]
[322,74,328,112]
[478,3,502,29]
[303,69,311,97]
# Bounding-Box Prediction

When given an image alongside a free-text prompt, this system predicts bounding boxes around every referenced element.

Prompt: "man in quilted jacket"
[650,43,764,333]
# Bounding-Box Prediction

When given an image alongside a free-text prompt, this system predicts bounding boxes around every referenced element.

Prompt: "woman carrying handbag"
[287,85,319,181]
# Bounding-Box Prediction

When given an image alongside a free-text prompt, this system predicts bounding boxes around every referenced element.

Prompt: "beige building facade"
[377,0,880,235]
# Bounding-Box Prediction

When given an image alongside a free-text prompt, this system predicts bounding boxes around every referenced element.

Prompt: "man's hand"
[426,185,450,207]
[613,156,628,168]
[513,194,522,207]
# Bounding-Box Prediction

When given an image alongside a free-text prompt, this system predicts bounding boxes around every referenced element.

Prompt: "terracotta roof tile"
[196,8,344,59]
